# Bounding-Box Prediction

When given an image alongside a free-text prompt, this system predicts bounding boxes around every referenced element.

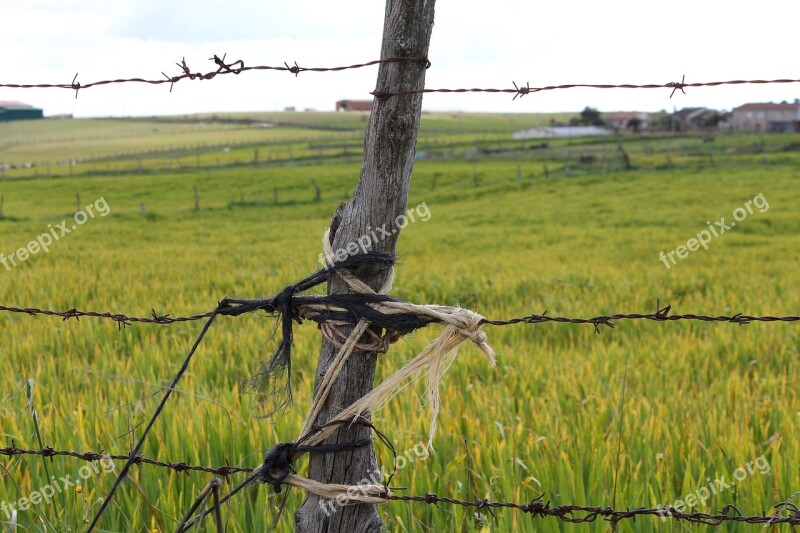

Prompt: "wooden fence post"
[295,1,436,531]
[312,180,321,202]
[618,144,632,170]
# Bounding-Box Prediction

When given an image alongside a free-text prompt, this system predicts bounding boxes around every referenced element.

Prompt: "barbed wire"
[0,54,431,97]
[383,493,800,526]
[0,304,213,327]
[483,302,800,333]
[372,75,800,100]
[4,447,794,527]
[3,57,799,101]
[1,303,797,332]
[0,445,253,476]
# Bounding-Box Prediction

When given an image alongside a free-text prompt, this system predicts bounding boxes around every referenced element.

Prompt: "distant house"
[604,111,650,130]
[730,102,800,132]
[673,107,717,131]
[513,126,611,139]
[0,101,43,122]
[335,100,372,112]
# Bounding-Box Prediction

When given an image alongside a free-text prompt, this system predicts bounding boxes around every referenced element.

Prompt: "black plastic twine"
[182,418,397,531]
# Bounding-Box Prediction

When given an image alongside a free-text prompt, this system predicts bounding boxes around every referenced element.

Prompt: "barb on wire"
[512,81,530,101]
[668,74,687,98]
[372,76,800,100]
[0,55,430,93]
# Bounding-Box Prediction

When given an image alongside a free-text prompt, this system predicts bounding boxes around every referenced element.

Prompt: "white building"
[730,102,800,133]
[512,126,611,139]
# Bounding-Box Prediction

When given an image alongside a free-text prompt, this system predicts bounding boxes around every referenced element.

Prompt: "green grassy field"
[0,113,798,532]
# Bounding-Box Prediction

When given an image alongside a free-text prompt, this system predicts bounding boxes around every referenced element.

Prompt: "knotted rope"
[250,228,496,507]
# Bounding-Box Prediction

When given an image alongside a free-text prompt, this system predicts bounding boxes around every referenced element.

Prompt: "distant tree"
[627,118,643,133]
[696,111,726,129]
[579,106,605,126]
[649,111,675,131]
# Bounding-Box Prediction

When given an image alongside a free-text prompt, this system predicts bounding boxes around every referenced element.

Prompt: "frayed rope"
[235,242,495,423]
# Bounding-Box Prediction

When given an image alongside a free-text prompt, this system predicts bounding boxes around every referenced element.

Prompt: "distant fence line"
[1,131,795,180]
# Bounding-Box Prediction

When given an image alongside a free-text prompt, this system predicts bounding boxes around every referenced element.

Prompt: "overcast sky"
[1,0,799,118]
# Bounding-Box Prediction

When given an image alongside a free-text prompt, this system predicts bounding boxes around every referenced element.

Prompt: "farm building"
[604,111,650,130]
[729,101,800,133]
[513,125,611,139]
[0,101,44,122]
[672,107,718,131]
[335,100,372,112]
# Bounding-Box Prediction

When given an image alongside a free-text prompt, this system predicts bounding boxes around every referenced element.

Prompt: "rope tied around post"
[259,436,374,494]
[298,229,496,451]
[231,228,498,517]
[238,230,495,442]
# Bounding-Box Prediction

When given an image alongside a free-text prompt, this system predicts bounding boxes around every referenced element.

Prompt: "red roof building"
[335,100,372,112]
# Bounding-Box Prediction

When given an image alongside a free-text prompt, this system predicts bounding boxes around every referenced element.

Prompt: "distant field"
[0,113,798,532]
[0,111,576,175]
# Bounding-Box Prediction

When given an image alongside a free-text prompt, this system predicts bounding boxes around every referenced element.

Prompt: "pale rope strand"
[305,311,494,449]
[298,320,371,438]
[285,474,388,504]
[298,229,394,438]
[307,229,495,447]
[297,300,494,360]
